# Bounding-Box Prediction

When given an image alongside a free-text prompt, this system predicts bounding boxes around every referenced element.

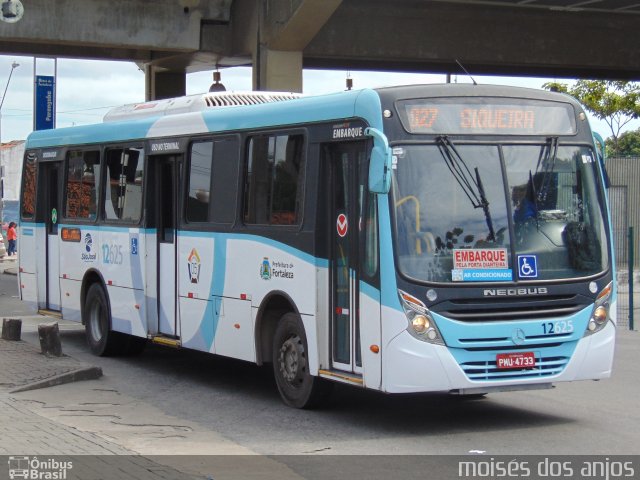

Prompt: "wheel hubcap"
[279,334,306,385]
[88,301,103,343]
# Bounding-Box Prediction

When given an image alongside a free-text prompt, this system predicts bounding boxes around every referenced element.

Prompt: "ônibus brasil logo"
[8,456,73,479]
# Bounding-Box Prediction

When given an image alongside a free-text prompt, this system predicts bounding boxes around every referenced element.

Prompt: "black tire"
[272,313,333,409]
[83,283,121,356]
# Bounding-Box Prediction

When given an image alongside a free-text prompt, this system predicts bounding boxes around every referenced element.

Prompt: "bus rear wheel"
[272,313,333,409]
[84,283,120,356]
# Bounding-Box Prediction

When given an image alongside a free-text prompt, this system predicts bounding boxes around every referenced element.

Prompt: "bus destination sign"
[398,99,576,136]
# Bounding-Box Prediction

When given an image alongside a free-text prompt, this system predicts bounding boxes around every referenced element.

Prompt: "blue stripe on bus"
[200,89,371,134]
[354,88,384,131]
[48,225,327,269]
[209,236,228,347]
[26,116,159,148]
[377,193,402,311]
[359,281,380,302]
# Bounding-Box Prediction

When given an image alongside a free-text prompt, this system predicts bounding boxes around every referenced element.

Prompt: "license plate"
[496,352,536,369]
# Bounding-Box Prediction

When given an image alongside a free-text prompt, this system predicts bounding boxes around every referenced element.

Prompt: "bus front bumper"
[381,321,615,394]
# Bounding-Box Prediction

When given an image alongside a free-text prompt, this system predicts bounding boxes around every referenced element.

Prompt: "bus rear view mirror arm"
[365,127,392,194]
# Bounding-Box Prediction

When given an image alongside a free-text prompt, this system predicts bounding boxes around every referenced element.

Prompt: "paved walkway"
[0,338,102,393]
[0,394,132,455]
[0,335,125,457]
[0,253,17,275]
[0,325,197,478]
[0,322,300,479]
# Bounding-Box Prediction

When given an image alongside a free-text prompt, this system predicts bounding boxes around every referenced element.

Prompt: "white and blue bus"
[19,84,615,408]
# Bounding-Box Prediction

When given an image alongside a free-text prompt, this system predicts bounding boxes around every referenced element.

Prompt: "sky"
[0,55,638,143]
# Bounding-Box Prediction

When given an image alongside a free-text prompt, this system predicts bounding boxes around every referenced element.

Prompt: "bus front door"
[328,142,368,374]
[152,155,180,338]
[41,161,62,312]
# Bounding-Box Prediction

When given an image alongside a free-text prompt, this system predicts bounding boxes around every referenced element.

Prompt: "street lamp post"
[0,61,20,144]
[0,61,20,224]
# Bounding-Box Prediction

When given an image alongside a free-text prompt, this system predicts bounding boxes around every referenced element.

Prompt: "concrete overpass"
[0,0,638,99]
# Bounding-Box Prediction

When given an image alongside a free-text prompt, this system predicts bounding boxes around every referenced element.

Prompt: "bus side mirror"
[365,127,392,194]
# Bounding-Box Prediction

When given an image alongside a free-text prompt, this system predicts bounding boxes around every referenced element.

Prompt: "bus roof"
[102,91,304,122]
[374,83,576,104]
[25,83,582,150]
[25,88,383,149]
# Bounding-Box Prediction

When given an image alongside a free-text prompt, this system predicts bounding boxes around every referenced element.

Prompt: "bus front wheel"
[272,313,333,409]
[84,283,120,356]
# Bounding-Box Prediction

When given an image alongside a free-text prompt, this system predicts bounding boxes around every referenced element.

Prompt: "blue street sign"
[35,75,55,131]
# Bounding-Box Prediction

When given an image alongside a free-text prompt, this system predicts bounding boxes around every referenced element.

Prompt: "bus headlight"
[411,314,429,333]
[585,282,612,336]
[399,290,444,345]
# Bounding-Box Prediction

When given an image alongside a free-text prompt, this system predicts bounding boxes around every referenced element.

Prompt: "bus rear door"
[40,160,63,312]
[148,154,181,339]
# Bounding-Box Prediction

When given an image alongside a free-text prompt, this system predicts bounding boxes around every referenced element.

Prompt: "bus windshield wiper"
[534,136,559,205]
[436,136,496,242]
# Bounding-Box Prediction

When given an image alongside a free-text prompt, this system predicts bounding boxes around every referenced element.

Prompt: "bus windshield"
[392,142,609,284]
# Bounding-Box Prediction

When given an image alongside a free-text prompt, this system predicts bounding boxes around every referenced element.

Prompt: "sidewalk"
[0,325,301,479]
[0,337,102,393]
[0,253,17,275]
[0,334,202,478]
[0,336,110,455]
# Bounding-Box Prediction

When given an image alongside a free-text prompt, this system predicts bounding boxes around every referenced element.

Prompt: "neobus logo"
[483,287,548,297]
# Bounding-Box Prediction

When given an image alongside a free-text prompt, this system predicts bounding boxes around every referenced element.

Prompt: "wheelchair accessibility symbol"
[518,255,538,278]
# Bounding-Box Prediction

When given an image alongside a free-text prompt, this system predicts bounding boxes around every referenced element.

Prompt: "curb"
[9,366,103,393]
[3,267,17,276]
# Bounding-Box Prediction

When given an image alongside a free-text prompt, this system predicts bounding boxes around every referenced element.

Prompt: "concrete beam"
[303,0,640,80]
[265,0,342,51]
[0,0,638,87]
[253,49,302,92]
[0,0,215,52]
[0,0,234,75]
[145,65,186,100]
[229,0,259,58]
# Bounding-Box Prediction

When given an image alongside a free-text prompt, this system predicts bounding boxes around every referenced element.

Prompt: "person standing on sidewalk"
[6,222,17,256]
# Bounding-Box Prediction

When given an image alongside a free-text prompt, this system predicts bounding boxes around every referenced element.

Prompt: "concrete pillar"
[145,65,186,101]
[253,48,302,93]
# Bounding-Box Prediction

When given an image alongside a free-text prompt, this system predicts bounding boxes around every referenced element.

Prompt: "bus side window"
[104,147,144,223]
[243,133,305,226]
[21,152,37,220]
[187,141,213,223]
[210,137,239,224]
[65,150,100,221]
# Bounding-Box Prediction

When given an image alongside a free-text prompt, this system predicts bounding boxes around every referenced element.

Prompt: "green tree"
[542,80,640,156]
[605,128,640,157]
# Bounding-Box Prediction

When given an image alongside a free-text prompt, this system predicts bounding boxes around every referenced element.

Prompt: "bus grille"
[460,354,569,381]
[433,295,590,321]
